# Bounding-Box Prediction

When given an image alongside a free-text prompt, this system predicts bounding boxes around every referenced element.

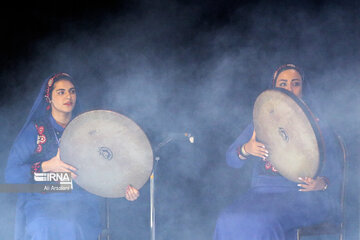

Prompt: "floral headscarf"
[16,73,81,139]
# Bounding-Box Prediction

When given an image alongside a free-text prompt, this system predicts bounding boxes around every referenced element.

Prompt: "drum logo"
[278,127,289,142]
[99,147,113,160]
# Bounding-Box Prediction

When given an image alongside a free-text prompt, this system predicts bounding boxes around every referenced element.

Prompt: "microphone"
[169,132,195,143]
[154,132,195,152]
[185,133,195,144]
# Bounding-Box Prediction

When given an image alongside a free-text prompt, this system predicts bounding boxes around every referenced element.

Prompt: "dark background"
[0,0,359,239]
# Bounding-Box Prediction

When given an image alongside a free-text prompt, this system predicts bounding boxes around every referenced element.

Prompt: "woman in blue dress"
[5,73,140,240]
[214,64,342,240]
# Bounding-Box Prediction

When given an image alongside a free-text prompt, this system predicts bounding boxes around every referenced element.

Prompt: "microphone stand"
[98,132,193,240]
[150,136,172,240]
[150,133,194,240]
[99,135,181,240]
[99,133,193,240]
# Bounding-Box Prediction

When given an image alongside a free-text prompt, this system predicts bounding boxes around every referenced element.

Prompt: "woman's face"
[275,69,303,98]
[50,79,77,115]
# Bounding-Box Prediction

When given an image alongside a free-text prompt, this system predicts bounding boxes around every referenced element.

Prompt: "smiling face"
[275,69,303,98]
[50,79,77,116]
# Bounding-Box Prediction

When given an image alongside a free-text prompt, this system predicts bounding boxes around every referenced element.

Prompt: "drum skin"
[253,88,323,183]
[60,110,153,198]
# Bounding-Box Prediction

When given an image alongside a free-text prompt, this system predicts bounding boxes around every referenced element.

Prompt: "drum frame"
[253,88,325,181]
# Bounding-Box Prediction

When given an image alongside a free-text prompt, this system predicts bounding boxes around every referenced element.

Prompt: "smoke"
[0,0,359,239]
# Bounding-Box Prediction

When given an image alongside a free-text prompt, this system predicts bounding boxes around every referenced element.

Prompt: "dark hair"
[272,64,304,88]
[43,73,81,117]
[44,73,74,103]
[14,72,81,141]
[271,64,323,120]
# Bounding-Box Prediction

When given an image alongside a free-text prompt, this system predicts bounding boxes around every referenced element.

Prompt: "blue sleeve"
[226,123,254,168]
[5,123,38,184]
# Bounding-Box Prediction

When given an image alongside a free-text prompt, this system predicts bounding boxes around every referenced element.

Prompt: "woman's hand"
[125,185,140,201]
[41,149,78,179]
[244,130,268,160]
[298,176,327,191]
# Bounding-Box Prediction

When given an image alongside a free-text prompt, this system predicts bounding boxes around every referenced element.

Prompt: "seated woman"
[214,64,342,240]
[5,73,140,240]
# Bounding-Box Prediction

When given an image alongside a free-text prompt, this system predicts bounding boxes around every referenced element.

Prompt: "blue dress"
[214,123,342,240]
[5,114,103,240]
